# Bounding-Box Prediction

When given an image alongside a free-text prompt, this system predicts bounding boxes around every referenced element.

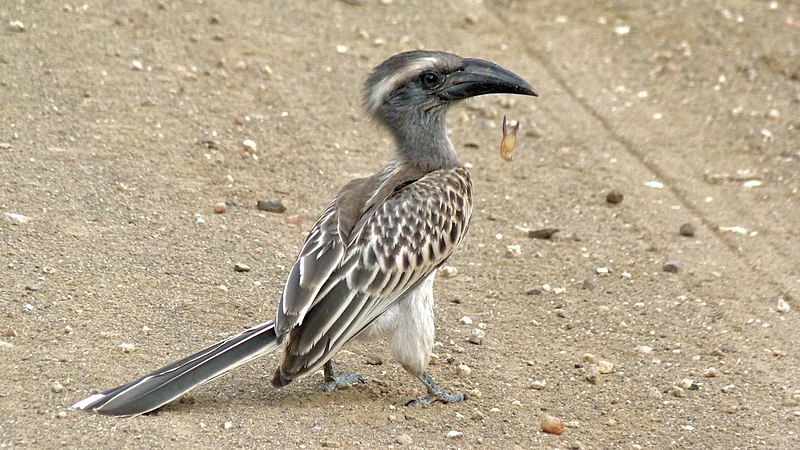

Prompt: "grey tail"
[71,320,280,417]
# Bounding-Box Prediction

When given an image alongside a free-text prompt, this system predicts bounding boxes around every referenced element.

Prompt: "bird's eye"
[419,71,442,88]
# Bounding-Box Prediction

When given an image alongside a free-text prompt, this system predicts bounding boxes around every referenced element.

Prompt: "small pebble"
[776,298,790,313]
[471,410,485,420]
[677,378,694,390]
[703,367,719,378]
[541,416,565,435]
[721,384,735,393]
[321,441,341,448]
[597,360,614,374]
[5,212,31,223]
[446,430,463,439]
[505,244,522,258]
[582,353,597,364]
[647,387,663,399]
[585,364,599,384]
[459,316,473,325]
[581,279,597,290]
[468,328,484,345]
[242,139,257,153]
[766,109,781,120]
[286,214,303,225]
[457,364,471,377]
[636,345,653,353]
[670,386,686,398]
[119,343,136,353]
[679,222,696,237]
[468,388,482,398]
[365,355,383,365]
[56,411,67,419]
[25,283,43,292]
[606,189,624,204]
[52,381,64,393]
[257,199,286,213]
[439,265,458,278]
[223,421,233,429]
[5,327,17,337]
[511,400,522,406]
[234,263,251,273]
[530,380,547,390]
[64,326,73,335]
[662,261,680,273]
[396,434,413,445]
[428,353,440,365]
[213,202,227,214]
[131,60,144,71]
[9,20,26,32]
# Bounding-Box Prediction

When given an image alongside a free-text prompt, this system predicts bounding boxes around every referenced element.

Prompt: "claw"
[321,373,365,392]
[405,371,468,405]
[321,360,365,392]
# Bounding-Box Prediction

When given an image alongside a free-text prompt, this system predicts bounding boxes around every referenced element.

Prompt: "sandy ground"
[2,0,799,448]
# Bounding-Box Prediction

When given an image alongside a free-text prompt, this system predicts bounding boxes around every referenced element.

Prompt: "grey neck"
[391,112,460,172]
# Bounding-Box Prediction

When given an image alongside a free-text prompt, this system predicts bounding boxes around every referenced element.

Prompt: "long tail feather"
[72,320,280,417]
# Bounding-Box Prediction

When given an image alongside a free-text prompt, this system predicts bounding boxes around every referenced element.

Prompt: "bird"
[72,50,538,417]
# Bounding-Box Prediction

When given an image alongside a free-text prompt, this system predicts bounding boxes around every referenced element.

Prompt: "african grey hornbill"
[72,50,537,417]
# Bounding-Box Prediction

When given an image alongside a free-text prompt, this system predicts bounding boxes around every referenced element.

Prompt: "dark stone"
[257,199,286,213]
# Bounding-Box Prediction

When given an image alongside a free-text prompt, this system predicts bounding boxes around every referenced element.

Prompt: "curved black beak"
[437,58,538,101]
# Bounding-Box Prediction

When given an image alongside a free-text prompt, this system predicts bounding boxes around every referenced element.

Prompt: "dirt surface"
[2,1,799,448]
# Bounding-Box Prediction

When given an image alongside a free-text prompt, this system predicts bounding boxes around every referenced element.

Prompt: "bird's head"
[365,50,536,123]
[363,51,537,168]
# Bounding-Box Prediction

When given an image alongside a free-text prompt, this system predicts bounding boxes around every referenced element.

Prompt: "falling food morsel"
[500,115,520,161]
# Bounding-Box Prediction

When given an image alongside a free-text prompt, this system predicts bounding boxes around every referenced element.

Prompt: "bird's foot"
[405,371,468,406]
[321,373,365,392]
[405,390,468,406]
[321,360,365,392]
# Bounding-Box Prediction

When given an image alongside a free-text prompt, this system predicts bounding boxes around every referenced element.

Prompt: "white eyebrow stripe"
[366,57,439,113]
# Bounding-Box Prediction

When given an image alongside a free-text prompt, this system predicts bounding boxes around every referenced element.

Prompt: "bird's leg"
[320,360,365,392]
[405,371,468,405]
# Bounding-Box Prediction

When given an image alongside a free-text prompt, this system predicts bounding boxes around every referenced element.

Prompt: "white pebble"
[530,380,547,390]
[597,360,615,374]
[131,60,144,71]
[456,364,471,377]
[223,421,233,429]
[459,316,473,325]
[396,434,413,445]
[468,328,484,345]
[9,20,26,32]
[52,381,64,393]
[703,367,719,378]
[4,212,31,223]
[505,244,522,258]
[776,298,790,313]
[670,386,685,398]
[636,345,653,353]
[439,265,458,278]
[446,430,462,439]
[242,139,257,153]
[721,384,736,393]
[677,378,694,390]
[119,343,136,353]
